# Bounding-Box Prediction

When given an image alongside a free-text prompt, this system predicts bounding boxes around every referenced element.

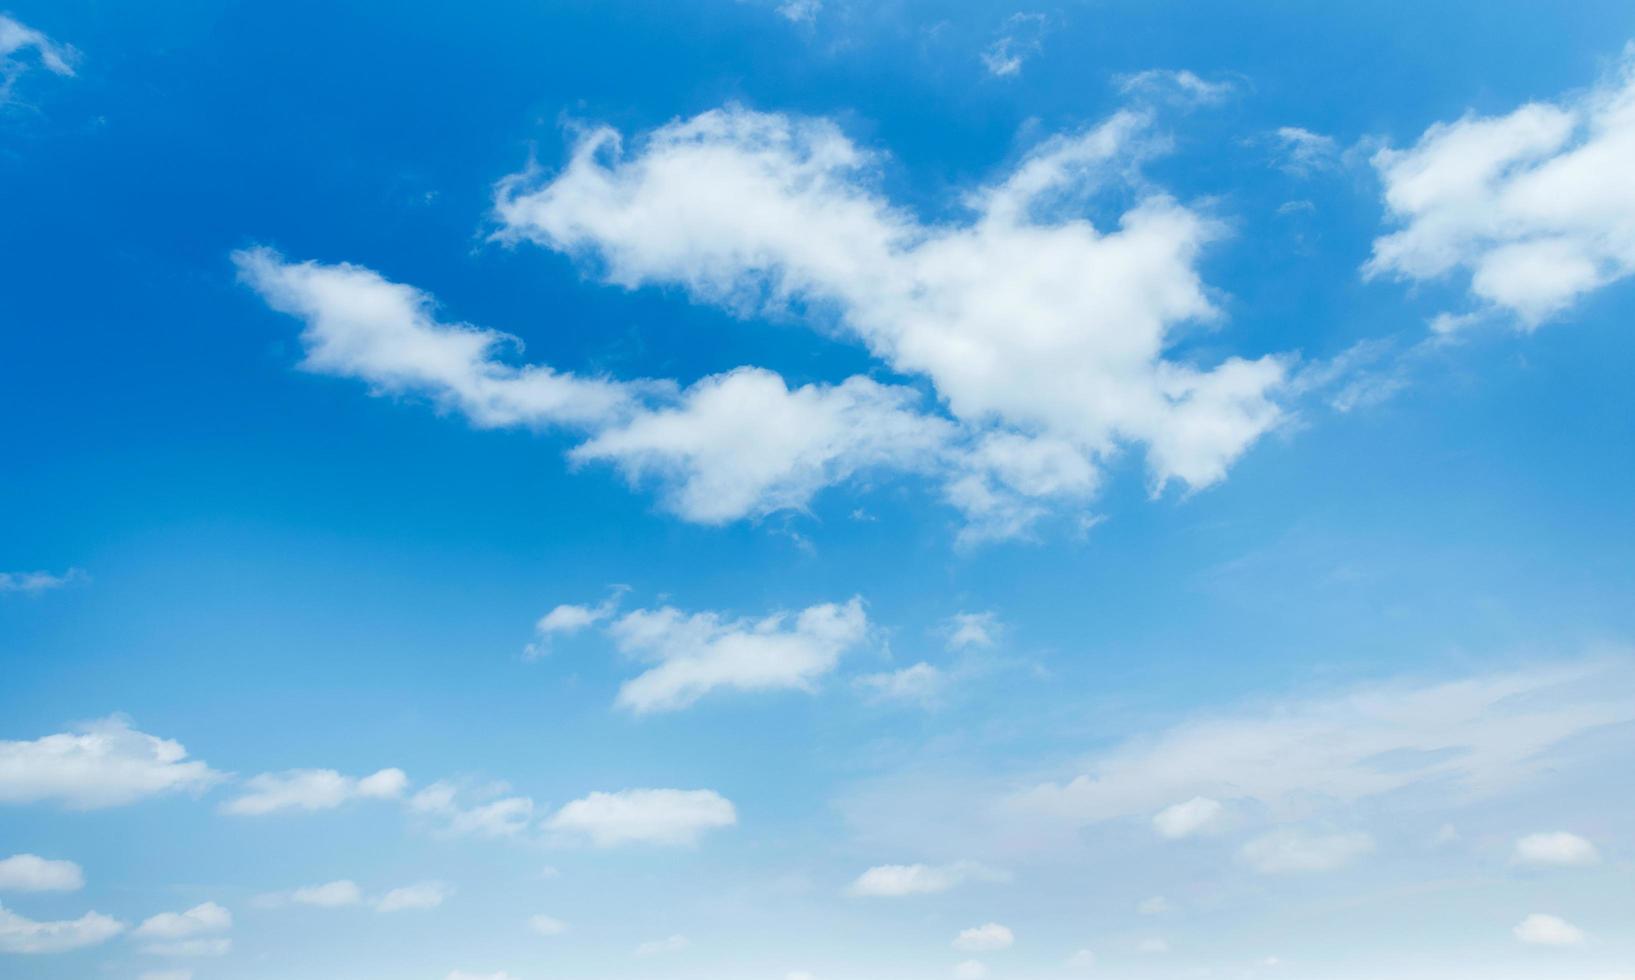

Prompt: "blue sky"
[2,2,1634,979]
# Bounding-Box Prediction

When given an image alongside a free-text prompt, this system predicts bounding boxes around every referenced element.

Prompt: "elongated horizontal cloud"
[953,922,1014,951]
[0,902,123,954]
[220,767,407,815]
[607,597,869,712]
[847,861,1006,897]
[375,881,451,912]
[546,788,737,846]
[0,717,219,809]
[254,880,363,909]
[1009,663,1635,828]
[496,105,1286,509]
[0,568,86,595]
[0,855,83,892]
[1368,46,1635,325]
[1513,831,1599,866]
[1238,828,1373,873]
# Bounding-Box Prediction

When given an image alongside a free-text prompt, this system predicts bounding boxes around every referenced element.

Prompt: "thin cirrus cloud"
[0,716,220,810]
[1368,47,1635,327]
[0,902,124,954]
[0,568,86,595]
[253,879,363,909]
[0,854,83,892]
[492,105,1289,540]
[0,14,76,100]
[545,788,737,847]
[219,767,408,815]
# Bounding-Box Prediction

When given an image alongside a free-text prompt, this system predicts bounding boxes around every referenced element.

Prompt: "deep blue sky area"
[2,3,1634,979]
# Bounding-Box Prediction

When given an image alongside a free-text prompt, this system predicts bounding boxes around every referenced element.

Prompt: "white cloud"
[0,15,75,102]
[492,105,1288,537]
[1066,948,1096,969]
[255,879,363,909]
[1514,831,1600,867]
[220,767,407,815]
[0,902,123,954]
[1514,913,1586,946]
[0,855,82,892]
[525,589,624,658]
[1272,126,1340,176]
[981,13,1048,78]
[547,788,737,846]
[1116,69,1235,106]
[945,612,1000,651]
[528,913,567,936]
[953,960,989,980]
[1009,664,1635,831]
[0,717,219,809]
[133,902,231,941]
[847,861,1005,897]
[953,923,1014,952]
[605,597,868,712]
[1368,46,1635,325]
[376,881,451,912]
[134,903,232,957]
[1152,796,1223,839]
[776,0,820,24]
[0,568,86,595]
[409,782,535,838]
[634,934,689,956]
[1238,828,1374,874]
[857,662,947,705]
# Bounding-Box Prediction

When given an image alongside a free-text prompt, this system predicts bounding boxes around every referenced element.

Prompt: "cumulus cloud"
[134,902,231,957]
[1238,828,1374,873]
[953,923,1014,951]
[490,105,1288,536]
[1008,663,1635,831]
[0,568,86,595]
[1152,796,1223,839]
[0,855,82,892]
[847,861,1006,897]
[546,788,737,846]
[0,903,123,954]
[0,717,219,809]
[375,881,451,912]
[1368,46,1635,325]
[524,589,625,658]
[606,597,868,712]
[1514,912,1586,946]
[1513,831,1600,867]
[856,662,947,705]
[220,767,407,815]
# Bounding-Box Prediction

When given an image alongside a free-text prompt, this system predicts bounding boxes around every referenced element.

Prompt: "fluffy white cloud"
[945,612,1001,651]
[0,717,219,809]
[634,934,689,956]
[410,782,536,839]
[0,903,123,954]
[134,902,231,957]
[953,923,1014,952]
[1368,47,1635,325]
[0,15,75,101]
[376,881,451,912]
[492,105,1287,534]
[847,861,1005,897]
[0,568,85,595]
[528,913,567,936]
[1009,664,1635,830]
[0,855,82,892]
[1238,828,1374,874]
[1514,831,1600,867]
[607,597,868,712]
[546,788,737,846]
[1152,796,1223,839]
[1514,913,1586,946]
[220,767,407,815]
[524,589,624,658]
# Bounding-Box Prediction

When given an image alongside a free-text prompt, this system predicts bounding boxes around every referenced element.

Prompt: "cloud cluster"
[0,717,219,809]
[1369,46,1635,325]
